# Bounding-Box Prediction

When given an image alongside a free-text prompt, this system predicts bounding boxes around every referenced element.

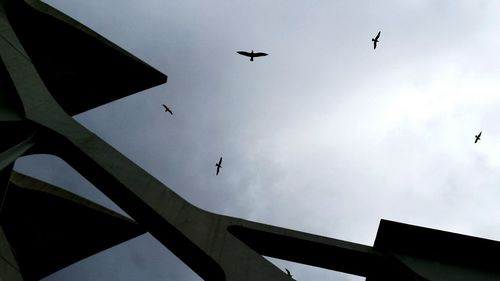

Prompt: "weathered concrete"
[1,171,146,281]
[0,226,23,281]
[368,220,500,281]
[4,0,167,116]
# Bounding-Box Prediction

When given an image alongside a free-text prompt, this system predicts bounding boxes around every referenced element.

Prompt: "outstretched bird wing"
[237,51,252,57]
[216,157,222,175]
[375,31,381,40]
[162,104,173,114]
[253,52,268,57]
[475,132,482,143]
[373,41,377,49]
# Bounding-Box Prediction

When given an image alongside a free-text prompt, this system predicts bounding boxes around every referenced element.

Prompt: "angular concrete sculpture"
[1,1,500,281]
[1,171,146,281]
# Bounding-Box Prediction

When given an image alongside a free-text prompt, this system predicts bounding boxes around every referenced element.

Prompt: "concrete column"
[0,226,23,281]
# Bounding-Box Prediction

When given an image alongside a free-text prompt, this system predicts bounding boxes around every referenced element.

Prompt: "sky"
[11,0,500,280]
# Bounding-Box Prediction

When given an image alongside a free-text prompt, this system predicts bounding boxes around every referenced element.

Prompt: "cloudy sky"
[12,0,500,280]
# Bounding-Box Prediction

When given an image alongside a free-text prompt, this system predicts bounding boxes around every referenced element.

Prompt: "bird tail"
[250,57,254,61]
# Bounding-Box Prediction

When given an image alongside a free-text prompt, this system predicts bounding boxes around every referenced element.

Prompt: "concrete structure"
[1,0,500,280]
[1,172,146,281]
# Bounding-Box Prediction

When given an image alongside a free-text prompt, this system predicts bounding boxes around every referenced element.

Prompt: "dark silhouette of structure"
[162,104,173,115]
[237,50,268,61]
[475,131,482,143]
[1,172,145,281]
[2,1,500,281]
[216,157,222,175]
[372,31,381,49]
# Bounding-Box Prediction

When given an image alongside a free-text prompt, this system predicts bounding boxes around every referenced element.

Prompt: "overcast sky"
[12,0,500,280]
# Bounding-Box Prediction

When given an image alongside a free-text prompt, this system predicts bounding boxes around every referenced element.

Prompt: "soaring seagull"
[285,268,293,277]
[372,31,381,49]
[475,131,482,143]
[216,157,222,175]
[237,50,268,61]
[162,104,173,115]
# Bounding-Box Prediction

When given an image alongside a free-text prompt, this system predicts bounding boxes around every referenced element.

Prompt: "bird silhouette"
[372,31,381,49]
[162,104,173,115]
[475,131,482,143]
[285,268,293,278]
[237,50,268,61]
[216,157,222,175]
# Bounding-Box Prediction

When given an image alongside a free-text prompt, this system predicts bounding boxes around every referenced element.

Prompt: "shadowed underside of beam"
[3,0,167,116]
[0,171,146,281]
[366,220,500,281]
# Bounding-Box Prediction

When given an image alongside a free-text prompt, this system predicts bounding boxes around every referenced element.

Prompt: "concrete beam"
[0,226,23,281]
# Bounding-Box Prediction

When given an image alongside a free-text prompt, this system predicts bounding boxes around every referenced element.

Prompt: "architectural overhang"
[1,171,146,281]
[3,0,167,116]
[371,219,500,280]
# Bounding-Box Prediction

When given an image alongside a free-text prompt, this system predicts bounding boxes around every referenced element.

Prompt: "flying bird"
[285,268,293,277]
[475,131,482,143]
[162,104,173,115]
[237,50,268,61]
[372,31,381,49]
[216,157,222,175]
